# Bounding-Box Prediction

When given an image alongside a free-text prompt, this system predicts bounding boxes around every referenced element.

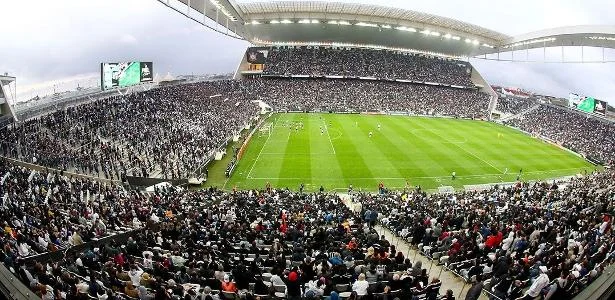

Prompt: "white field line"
[259,152,337,156]
[416,124,504,174]
[245,167,588,180]
[246,116,277,179]
[323,119,337,154]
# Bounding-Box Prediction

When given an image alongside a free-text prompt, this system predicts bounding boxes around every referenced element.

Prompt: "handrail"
[0,264,40,300]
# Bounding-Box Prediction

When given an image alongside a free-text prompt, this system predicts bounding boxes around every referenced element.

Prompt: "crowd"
[247,78,491,119]
[6,153,614,300]
[0,81,259,180]
[0,77,492,181]
[495,97,536,115]
[505,105,615,164]
[360,168,615,300]
[263,47,475,87]
[7,160,453,300]
[0,158,137,259]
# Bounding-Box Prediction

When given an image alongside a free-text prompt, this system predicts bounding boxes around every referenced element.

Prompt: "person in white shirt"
[352,273,369,296]
[523,266,550,299]
[128,265,144,286]
[502,232,515,252]
[270,273,286,288]
[38,235,49,250]
[142,252,154,270]
[18,242,30,257]
[150,213,160,223]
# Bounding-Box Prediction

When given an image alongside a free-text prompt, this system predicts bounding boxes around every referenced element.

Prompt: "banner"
[246,47,269,64]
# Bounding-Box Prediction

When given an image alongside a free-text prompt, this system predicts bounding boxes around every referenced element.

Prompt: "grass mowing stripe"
[401,117,483,177]
[278,114,312,185]
[322,116,337,154]
[413,118,503,174]
[215,113,596,191]
[372,117,434,177]
[341,115,403,179]
[431,120,506,174]
[330,115,375,182]
[310,115,345,190]
[380,116,453,176]
[359,116,424,179]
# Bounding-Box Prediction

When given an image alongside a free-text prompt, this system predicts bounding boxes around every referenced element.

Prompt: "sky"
[1,0,615,103]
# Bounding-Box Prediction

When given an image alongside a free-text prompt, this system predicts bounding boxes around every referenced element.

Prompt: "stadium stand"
[369,168,614,300]
[0,81,259,180]
[0,47,613,300]
[505,104,615,164]
[3,77,615,181]
[262,47,475,87]
[495,96,537,114]
[248,78,490,118]
[3,155,613,300]
[0,77,491,180]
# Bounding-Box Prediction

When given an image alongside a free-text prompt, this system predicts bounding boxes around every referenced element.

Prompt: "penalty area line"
[246,116,276,179]
[323,118,337,154]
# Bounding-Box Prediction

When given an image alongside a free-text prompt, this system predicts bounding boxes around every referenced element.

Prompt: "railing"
[0,264,40,300]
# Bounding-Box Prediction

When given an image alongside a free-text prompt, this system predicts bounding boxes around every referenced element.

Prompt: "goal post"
[259,122,272,136]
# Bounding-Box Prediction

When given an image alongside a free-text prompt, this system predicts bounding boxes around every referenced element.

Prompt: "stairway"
[499,104,540,122]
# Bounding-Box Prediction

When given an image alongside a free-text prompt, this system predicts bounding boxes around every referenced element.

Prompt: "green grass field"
[221,113,595,192]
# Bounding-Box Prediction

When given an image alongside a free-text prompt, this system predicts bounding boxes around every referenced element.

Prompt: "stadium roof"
[165,0,615,59]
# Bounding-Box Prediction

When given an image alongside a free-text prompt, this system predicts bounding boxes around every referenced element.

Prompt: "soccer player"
[378,124,381,130]
[321,127,324,135]
[369,131,373,138]
[451,171,456,180]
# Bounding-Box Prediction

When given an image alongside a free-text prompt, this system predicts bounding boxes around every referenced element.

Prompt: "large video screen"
[569,93,607,115]
[246,47,269,64]
[101,62,153,90]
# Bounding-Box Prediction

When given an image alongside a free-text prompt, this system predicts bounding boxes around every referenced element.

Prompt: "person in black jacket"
[464,275,483,300]
[286,271,302,300]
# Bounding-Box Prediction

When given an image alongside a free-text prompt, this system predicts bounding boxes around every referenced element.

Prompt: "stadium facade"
[0,2,614,300]
[161,0,615,61]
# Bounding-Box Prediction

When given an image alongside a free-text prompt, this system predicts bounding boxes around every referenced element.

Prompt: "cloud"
[119,34,139,45]
[3,0,614,105]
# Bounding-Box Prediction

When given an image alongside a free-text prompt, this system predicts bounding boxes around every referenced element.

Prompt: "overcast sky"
[2,0,615,103]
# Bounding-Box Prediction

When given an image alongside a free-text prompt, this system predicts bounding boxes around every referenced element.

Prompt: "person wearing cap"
[521,266,550,299]
[140,273,154,288]
[125,281,139,298]
[286,271,301,299]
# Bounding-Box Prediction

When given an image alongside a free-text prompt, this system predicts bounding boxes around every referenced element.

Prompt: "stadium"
[0,1,614,300]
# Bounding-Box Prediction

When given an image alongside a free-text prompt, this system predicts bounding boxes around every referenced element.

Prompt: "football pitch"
[224,113,595,192]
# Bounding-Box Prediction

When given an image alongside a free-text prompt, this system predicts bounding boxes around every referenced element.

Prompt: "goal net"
[259,123,272,136]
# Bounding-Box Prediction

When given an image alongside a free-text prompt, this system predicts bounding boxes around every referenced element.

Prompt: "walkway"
[340,195,488,300]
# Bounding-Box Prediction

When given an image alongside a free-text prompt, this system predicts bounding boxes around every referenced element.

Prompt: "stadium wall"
[469,66,498,119]
[572,263,615,300]
[0,264,39,300]
[233,47,250,79]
